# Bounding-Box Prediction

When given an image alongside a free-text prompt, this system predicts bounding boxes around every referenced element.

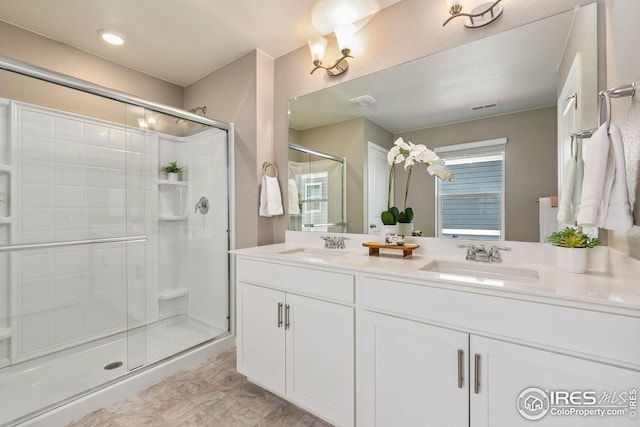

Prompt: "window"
[304,181,324,213]
[435,139,506,240]
[300,172,329,231]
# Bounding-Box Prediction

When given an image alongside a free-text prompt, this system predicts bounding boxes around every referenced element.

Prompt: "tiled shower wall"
[187,128,229,332]
[10,101,153,362]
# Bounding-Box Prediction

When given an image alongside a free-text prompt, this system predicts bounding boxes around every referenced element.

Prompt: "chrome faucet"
[320,236,350,249]
[457,243,510,263]
[474,245,489,262]
[457,244,476,260]
[336,236,350,249]
[321,236,337,248]
[488,245,511,263]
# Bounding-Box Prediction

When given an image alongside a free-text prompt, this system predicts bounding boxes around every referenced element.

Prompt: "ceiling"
[0,0,401,86]
[288,9,575,133]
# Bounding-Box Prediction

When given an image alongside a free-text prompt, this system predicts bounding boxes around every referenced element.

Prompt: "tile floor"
[66,348,332,427]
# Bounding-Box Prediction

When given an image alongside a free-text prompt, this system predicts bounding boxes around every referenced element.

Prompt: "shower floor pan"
[0,316,225,426]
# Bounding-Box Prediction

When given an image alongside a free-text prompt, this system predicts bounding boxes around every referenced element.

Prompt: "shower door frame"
[0,54,235,425]
[288,143,347,233]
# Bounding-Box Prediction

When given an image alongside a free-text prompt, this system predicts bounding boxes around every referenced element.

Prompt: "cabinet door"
[285,293,355,427]
[360,311,469,427]
[471,335,640,427]
[236,282,286,395]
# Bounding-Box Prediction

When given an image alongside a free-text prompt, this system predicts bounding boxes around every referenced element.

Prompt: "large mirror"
[288,3,597,242]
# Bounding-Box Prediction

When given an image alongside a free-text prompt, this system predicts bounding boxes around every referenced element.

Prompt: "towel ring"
[262,162,278,178]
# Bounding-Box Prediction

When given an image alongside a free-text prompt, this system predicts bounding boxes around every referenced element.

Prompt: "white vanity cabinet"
[359,275,640,427]
[236,258,355,427]
[360,311,470,427]
[470,335,640,427]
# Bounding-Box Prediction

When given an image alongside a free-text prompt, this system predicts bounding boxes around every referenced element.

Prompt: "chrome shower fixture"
[177,106,207,123]
[188,106,207,116]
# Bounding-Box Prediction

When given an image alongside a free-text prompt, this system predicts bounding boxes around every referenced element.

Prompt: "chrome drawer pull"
[458,349,464,389]
[474,353,481,394]
[285,304,290,330]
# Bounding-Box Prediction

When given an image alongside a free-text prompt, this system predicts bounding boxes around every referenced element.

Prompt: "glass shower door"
[288,144,346,233]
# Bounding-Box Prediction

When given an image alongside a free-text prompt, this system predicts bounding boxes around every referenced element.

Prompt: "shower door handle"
[0,235,147,253]
[277,302,283,328]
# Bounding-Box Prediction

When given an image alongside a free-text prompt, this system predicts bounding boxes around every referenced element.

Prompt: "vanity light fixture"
[308,23,355,77]
[443,0,503,28]
[97,29,125,45]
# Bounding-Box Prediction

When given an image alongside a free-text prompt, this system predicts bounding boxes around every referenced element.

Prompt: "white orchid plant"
[382,137,454,225]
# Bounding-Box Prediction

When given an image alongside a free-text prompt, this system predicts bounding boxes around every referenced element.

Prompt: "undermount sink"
[278,248,344,263]
[420,259,540,286]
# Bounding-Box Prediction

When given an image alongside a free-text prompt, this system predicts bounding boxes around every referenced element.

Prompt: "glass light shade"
[308,36,328,63]
[137,118,148,129]
[446,0,462,7]
[335,23,355,53]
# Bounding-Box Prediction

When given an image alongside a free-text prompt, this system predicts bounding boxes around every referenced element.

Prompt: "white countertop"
[231,232,640,317]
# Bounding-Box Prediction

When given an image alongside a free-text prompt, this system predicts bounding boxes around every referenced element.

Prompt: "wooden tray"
[362,242,420,258]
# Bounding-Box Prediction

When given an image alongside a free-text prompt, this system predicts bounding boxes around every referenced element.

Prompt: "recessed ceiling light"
[97,29,125,46]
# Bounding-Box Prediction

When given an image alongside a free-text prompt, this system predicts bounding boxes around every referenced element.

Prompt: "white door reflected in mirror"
[367,142,389,235]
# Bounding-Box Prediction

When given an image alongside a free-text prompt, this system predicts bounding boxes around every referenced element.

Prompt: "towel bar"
[597,81,636,134]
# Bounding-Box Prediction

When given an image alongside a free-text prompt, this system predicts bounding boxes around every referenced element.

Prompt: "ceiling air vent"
[470,102,499,111]
[348,95,378,107]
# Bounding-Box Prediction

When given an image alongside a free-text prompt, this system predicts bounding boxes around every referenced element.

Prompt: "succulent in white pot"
[547,227,599,273]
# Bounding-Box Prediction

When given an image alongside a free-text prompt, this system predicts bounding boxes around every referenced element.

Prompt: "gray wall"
[605,0,640,258]
[184,50,275,249]
[0,22,183,111]
[394,107,557,242]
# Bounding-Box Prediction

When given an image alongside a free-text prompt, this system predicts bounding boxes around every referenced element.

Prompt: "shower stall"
[0,57,232,425]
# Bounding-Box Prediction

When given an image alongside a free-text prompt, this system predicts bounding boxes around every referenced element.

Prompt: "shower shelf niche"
[158,178,188,219]
[158,179,188,187]
[158,215,189,221]
[158,288,189,300]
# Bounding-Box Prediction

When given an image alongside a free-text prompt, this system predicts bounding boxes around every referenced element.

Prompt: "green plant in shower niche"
[161,161,184,174]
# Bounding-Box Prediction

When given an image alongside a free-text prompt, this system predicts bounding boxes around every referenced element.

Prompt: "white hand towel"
[603,123,633,229]
[539,197,558,242]
[557,157,576,223]
[259,175,270,217]
[572,153,584,220]
[577,122,634,230]
[288,178,300,215]
[577,123,609,227]
[265,175,284,216]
